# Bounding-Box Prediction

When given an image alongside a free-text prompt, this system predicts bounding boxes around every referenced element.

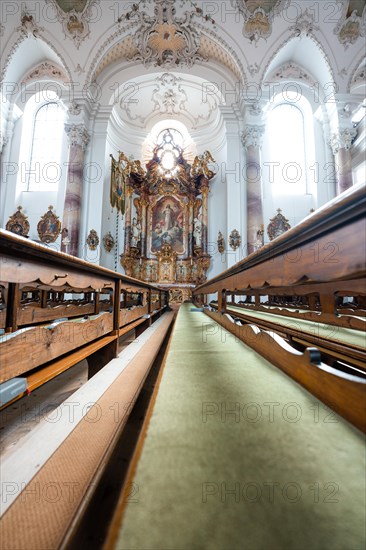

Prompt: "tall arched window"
[27,99,65,191]
[266,92,315,197]
[18,91,66,192]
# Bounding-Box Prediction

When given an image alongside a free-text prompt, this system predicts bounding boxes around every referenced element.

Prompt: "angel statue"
[191,151,216,179]
[131,217,141,247]
[193,216,202,248]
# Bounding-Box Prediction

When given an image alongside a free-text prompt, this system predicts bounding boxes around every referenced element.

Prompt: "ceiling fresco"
[54,0,88,13]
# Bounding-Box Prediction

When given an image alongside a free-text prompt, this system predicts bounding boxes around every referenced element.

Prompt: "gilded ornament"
[37,206,61,243]
[191,151,216,179]
[217,231,225,254]
[103,232,115,253]
[86,229,100,251]
[6,206,30,237]
[229,229,241,251]
[267,209,291,241]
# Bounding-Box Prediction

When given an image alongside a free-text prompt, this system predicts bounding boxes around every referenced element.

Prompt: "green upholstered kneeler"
[227,304,365,348]
[114,304,365,550]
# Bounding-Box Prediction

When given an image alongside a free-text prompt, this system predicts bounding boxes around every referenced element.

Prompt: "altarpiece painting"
[110,129,216,302]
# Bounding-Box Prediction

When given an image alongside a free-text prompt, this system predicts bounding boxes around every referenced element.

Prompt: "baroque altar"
[110,130,216,302]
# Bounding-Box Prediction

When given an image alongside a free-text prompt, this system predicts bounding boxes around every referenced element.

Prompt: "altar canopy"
[111,130,216,300]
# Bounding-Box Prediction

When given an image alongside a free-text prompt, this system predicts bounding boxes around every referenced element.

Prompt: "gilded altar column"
[242,125,265,255]
[123,183,133,255]
[188,197,194,257]
[201,180,209,255]
[140,197,148,257]
[329,129,356,195]
[61,124,90,256]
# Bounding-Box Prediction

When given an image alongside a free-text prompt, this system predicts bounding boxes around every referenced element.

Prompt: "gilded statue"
[191,150,215,179]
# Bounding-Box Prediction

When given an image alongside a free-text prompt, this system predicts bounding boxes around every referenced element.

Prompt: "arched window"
[266,92,315,196]
[18,91,66,192]
[27,101,65,191]
[155,128,183,177]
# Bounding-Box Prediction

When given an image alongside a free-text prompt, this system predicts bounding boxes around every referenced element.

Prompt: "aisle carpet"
[114,304,365,550]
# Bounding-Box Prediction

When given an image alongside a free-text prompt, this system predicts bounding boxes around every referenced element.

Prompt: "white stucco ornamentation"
[68,102,82,115]
[267,61,317,87]
[329,129,357,154]
[248,63,260,76]
[241,126,265,150]
[289,9,318,38]
[334,4,366,49]
[46,0,100,49]
[120,0,206,68]
[0,132,9,153]
[65,124,90,150]
[152,74,188,116]
[234,0,290,45]
[351,64,366,86]
[22,61,68,84]
[17,11,44,38]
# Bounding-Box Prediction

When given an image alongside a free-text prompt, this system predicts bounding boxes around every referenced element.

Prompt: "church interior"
[0,1,365,549]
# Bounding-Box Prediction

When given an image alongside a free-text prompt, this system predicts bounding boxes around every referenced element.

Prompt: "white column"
[62,123,90,256]
[220,106,243,268]
[326,95,362,195]
[242,124,265,255]
[329,129,356,194]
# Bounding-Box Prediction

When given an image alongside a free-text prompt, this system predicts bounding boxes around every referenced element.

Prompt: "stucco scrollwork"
[17,11,44,38]
[152,73,188,116]
[334,2,366,48]
[46,0,100,49]
[233,0,290,45]
[289,8,318,38]
[119,0,206,68]
[22,62,68,84]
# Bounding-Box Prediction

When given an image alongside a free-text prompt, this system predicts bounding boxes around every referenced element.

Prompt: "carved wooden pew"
[0,229,169,405]
[193,184,366,432]
[0,230,174,549]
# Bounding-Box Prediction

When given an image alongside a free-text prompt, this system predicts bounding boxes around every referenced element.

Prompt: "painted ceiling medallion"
[47,0,100,49]
[267,209,291,241]
[37,206,61,243]
[334,1,366,48]
[234,0,290,44]
[121,0,206,68]
[6,206,30,237]
[54,0,88,12]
